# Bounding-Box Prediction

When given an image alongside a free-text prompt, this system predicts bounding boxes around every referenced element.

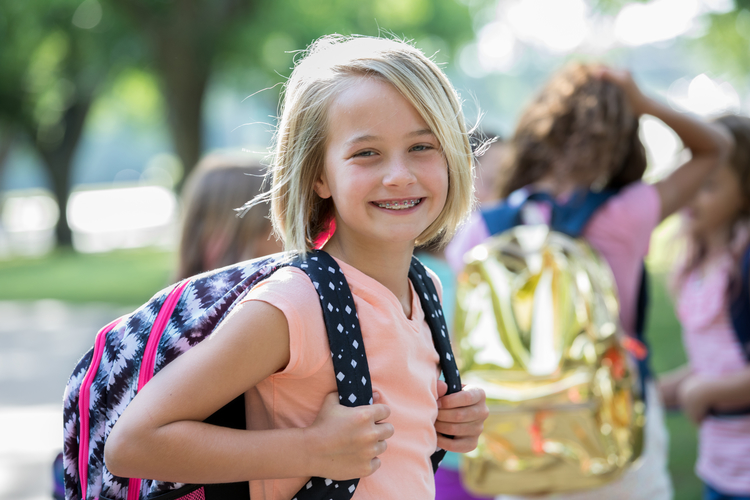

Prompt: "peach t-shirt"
[241,257,442,500]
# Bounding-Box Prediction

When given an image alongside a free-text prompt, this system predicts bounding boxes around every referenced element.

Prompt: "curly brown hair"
[500,62,646,198]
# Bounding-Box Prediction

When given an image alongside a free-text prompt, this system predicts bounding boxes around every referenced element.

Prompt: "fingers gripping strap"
[291,250,371,500]
[409,256,463,471]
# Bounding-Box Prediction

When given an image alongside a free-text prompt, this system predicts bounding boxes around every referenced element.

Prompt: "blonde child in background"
[446,63,733,500]
[177,154,281,280]
[104,35,489,500]
[659,114,750,500]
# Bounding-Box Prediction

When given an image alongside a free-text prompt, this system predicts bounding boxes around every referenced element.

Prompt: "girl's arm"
[695,368,750,413]
[105,300,394,483]
[678,368,750,423]
[600,69,734,222]
[656,364,691,409]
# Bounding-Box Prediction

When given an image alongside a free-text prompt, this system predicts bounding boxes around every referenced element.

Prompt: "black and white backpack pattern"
[63,250,461,500]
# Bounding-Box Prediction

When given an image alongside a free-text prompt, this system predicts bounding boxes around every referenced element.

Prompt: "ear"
[313,170,332,199]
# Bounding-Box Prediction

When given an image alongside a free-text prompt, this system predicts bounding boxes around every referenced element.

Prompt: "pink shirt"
[241,258,442,500]
[677,253,750,494]
[446,182,661,336]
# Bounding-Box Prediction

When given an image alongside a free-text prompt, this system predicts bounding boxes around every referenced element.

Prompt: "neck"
[532,175,582,198]
[321,233,415,317]
[703,224,734,259]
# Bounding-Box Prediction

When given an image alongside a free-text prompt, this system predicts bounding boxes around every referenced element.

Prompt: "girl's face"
[684,164,746,240]
[315,76,449,250]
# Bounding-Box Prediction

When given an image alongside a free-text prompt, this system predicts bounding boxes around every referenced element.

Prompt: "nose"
[383,156,417,187]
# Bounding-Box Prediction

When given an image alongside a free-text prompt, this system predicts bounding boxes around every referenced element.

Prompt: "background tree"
[0,0,139,246]
[110,0,477,187]
[109,0,269,188]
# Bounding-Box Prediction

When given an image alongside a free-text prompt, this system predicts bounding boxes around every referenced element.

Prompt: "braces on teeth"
[377,199,421,209]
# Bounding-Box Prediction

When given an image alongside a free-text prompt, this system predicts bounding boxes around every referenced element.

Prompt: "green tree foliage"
[0,0,140,246]
[111,0,476,187]
[694,4,750,80]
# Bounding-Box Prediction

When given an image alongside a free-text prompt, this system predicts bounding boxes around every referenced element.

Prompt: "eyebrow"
[344,129,435,147]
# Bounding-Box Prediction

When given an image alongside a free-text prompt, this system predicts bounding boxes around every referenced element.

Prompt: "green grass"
[0,244,702,498]
[0,247,176,305]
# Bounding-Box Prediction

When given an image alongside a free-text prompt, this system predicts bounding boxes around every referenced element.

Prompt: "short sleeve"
[445,211,492,274]
[585,182,662,259]
[241,267,330,378]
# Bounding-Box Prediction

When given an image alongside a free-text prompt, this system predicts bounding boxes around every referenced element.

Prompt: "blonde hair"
[178,154,275,279]
[243,35,474,253]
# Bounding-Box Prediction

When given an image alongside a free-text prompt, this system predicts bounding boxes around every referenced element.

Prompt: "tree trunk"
[111,0,253,192]
[0,126,15,191]
[152,39,210,189]
[35,96,92,248]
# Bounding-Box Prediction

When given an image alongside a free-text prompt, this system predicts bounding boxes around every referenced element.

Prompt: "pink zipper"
[78,317,122,500]
[128,280,191,500]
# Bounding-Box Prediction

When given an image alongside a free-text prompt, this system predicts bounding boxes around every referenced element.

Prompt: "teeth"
[377,199,421,210]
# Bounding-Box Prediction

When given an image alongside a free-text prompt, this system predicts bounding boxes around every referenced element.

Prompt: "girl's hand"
[434,380,489,453]
[656,364,692,410]
[596,67,650,117]
[303,392,394,481]
[677,374,716,424]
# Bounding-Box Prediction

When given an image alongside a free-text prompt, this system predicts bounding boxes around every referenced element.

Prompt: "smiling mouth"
[374,199,422,210]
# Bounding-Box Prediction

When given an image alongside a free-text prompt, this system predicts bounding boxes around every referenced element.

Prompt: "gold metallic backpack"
[454,190,646,496]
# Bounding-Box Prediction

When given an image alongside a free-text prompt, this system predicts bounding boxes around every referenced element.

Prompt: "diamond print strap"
[288,250,462,498]
[289,250,371,500]
[409,255,463,472]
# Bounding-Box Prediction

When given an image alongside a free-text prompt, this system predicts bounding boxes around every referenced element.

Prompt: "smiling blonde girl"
[104,35,488,500]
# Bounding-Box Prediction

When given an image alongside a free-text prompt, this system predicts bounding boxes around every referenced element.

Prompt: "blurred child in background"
[431,130,505,500]
[472,132,506,207]
[446,63,733,500]
[177,153,281,280]
[659,114,750,500]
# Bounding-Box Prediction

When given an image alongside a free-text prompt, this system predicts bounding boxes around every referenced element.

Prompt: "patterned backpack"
[63,250,461,500]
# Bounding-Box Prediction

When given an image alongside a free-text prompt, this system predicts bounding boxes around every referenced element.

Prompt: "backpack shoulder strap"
[409,255,463,471]
[482,200,525,236]
[409,256,462,393]
[710,246,750,417]
[481,188,619,237]
[730,245,750,363]
[288,249,372,500]
[550,189,619,237]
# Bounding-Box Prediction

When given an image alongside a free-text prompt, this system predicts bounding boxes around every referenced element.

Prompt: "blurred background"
[1,0,748,498]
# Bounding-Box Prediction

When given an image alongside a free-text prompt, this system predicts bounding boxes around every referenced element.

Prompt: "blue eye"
[411,144,433,152]
[354,150,376,157]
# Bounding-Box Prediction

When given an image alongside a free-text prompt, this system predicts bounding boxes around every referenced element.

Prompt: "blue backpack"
[715,245,750,417]
[63,250,460,500]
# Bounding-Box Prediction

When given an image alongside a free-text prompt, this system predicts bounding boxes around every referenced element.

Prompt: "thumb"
[436,380,448,400]
[372,390,381,404]
[322,391,342,408]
